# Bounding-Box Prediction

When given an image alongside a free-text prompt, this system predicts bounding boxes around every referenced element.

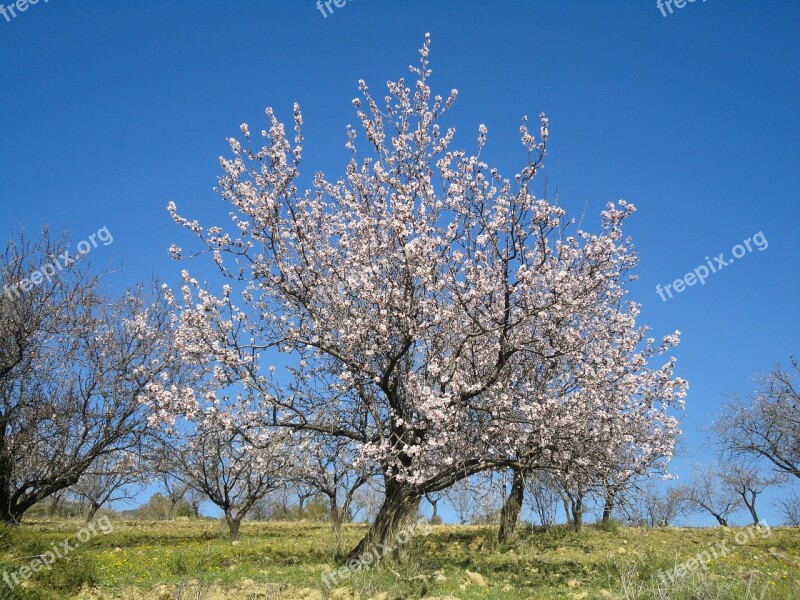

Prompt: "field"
[1,520,799,599]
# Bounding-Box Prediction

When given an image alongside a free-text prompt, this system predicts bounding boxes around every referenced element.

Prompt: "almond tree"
[73,451,147,522]
[159,35,686,558]
[719,462,784,525]
[497,376,683,540]
[525,471,560,530]
[162,419,291,541]
[685,466,743,526]
[0,229,177,524]
[625,483,689,527]
[714,359,800,480]
[298,436,373,546]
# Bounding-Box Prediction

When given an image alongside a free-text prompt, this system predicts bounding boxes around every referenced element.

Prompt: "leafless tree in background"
[167,423,290,541]
[623,484,690,527]
[299,436,372,547]
[445,477,481,525]
[714,359,800,480]
[73,451,147,522]
[720,461,785,525]
[0,228,178,524]
[685,466,742,526]
[525,471,560,531]
[351,481,384,524]
[184,488,205,520]
[425,490,445,523]
[773,490,800,526]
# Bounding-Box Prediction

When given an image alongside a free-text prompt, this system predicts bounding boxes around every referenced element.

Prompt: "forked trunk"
[346,480,421,563]
[86,502,101,523]
[498,469,525,543]
[225,512,242,541]
[744,496,759,525]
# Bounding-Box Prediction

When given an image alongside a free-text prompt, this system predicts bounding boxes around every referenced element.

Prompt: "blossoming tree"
[160,36,687,557]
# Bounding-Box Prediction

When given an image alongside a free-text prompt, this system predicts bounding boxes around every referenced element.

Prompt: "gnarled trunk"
[347,479,420,562]
[225,511,242,541]
[498,469,525,543]
[86,502,101,523]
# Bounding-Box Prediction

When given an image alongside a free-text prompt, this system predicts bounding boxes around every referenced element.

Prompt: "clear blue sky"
[1,0,798,525]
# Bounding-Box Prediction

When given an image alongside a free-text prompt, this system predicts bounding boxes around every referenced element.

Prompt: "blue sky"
[1,0,798,525]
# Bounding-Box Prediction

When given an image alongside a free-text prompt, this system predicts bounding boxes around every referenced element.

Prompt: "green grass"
[0,519,798,599]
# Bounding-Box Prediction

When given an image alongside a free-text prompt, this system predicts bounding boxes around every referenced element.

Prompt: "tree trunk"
[329,495,344,551]
[562,498,573,526]
[498,469,525,544]
[571,496,583,532]
[0,501,20,525]
[86,502,101,523]
[47,494,62,518]
[744,494,759,525]
[346,480,421,562]
[712,513,728,527]
[225,511,242,541]
[602,493,615,524]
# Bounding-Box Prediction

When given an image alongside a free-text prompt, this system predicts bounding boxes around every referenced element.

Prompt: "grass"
[0,519,797,599]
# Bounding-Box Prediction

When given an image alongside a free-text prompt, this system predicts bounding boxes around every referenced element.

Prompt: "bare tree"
[550,470,590,532]
[773,489,800,526]
[685,467,743,526]
[73,451,147,522]
[151,447,191,520]
[298,437,372,546]
[720,462,785,525]
[351,482,384,524]
[524,471,559,531]
[0,228,178,524]
[425,490,445,524]
[445,477,480,525]
[168,423,289,541]
[160,473,189,521]
[185,488,205,519]
[714,359,800,480]
[623,484,690,527]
